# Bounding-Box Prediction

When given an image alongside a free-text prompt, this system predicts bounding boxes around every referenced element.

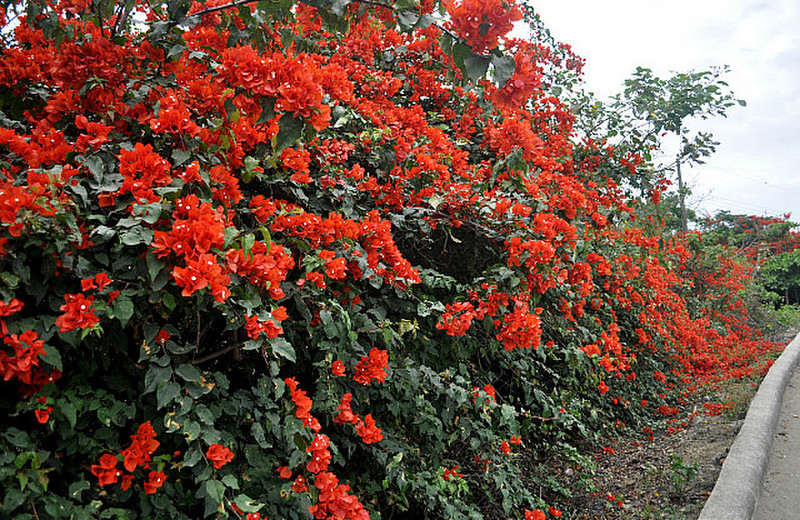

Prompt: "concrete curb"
[698,332,800,520]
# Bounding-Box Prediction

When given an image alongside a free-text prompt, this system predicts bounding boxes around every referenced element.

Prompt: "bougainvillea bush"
[0,0,780,518]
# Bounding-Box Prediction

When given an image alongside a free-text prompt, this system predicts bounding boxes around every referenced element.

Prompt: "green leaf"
[162,292,177,311]
[69,480,91,501]
[222,474,239,489]
[119,227,154,246]
[270,337,296,362]
[182,419,202,441]
[397,10,419,31]
[132,202,163,224]
[257,97,276,124]
[329,0,351,16]
[464,52,491,82]
[147,253,166,283]
[157,381,181,409]
[251,422,271,449]
[41,345,62,371]
[144,366,172,394]
[242,233,255,259]
[175,363,203,383]
[92,225,116,242]
[113,298,135,328]
[3,488,25,513]
[201,479,226,516]
[183,447,202,467]
[450,42,472,74]
[57,398,78,429]
[233,494,262,513]
[273,114,304,155]
[172,148,191,166]
[491,54,516,87]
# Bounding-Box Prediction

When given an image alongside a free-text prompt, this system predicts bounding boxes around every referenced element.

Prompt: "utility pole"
[676,152,687,233]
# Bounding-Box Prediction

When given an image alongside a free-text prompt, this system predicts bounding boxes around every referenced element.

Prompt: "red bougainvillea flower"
[0,298,23,317]
[206,443,234,469]
[442,0,522,53]
[306,433,332,474]
[1,330,46,384]
[472,384,496,404]
[598,381,610,395]
[331,360,346,376]
[355,414,383,444]
[308,470,370,520]
[55,293,99,333]
[524,509,546,520]
[442,465,462,481]
[292,474,308,493]
[143,470,167,494]
[91,453,121,486]
[352,347,389,385]
[333,393,359,425]
[120,474,134,491]
[34,406,52,424]
[549,505,562,517]
[500,440,513,455]
[121,421,160,472]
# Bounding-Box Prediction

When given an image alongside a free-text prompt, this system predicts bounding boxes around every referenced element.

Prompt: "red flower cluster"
[114,143,173,205]
[334,394,383,444]
[496,302,542,351]
[352,347,389,385]
[472,384,496,405]
[121,421,160,472]
[1,329,46,385]
[306,433,332,474]
[244,314,283,340]
[91,454,122,487]
[442,0,522,53]
[442,465,463,481]
[143,471,167,494]
[225,240,295,301]
[91,422,166,493]
[206,443,235,469]
[55,293,99,333]
[308,471,370,520]
[285,377,321,431]
[524,509,546,520]
[152,195,232,302]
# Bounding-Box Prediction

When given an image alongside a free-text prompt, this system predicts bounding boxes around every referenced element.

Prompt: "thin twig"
[192,341,247,365]
[30,499,40,520]
[189,0,262,18]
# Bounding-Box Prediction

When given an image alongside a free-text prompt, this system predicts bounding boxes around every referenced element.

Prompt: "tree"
[570,66,744,230]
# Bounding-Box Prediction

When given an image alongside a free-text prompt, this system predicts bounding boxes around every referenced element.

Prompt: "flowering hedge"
[0,0,778,518]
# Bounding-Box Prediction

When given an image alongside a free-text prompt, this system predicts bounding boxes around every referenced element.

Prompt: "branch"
[189,0,271,17]
[187,0,462,43]
[192,341,247,365]
[111,1,134,37]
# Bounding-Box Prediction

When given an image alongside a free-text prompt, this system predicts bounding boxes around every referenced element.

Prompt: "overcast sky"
[531,0,800,221]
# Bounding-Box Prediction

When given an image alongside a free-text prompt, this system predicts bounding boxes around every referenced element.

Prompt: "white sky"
[531,0,800,221]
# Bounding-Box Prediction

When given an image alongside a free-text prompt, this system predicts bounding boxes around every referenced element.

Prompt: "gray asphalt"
[753,362,800,520]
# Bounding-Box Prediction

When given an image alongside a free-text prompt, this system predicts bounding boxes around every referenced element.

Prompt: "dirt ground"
[564,399,751,519]
[552,328,798,519]
[547,381,753,520]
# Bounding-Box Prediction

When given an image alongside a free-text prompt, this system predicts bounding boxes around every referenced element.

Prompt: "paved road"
[754,364,800,519]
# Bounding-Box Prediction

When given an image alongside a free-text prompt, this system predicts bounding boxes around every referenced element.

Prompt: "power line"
[695,163,800,198]
[702,194,785,216]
